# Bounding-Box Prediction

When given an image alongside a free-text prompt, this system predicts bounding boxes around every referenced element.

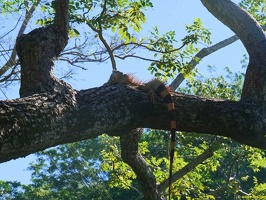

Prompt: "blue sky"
[0,0,244,185]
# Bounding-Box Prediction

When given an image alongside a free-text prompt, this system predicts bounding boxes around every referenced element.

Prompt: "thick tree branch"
[16,0,69,97]
[16,26,68,97]
[201,0,266,101]
[54,0,69,41]
[120,129,164,200]
[1,85,266,163]
[2,2,266,198]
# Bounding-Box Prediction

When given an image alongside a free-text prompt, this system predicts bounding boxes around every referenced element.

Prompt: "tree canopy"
[1,0,266,199]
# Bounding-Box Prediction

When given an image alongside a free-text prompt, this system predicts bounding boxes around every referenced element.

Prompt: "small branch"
[0,65,19,83]
[238,189,250,196]
[0,88,8,99]
[112,170,141,195]
[98,33,117,70]
[170,25,266,91]
[208,177,250,197]
[208,184,230,196]
[85,0,117,70]
[59,49,110,65]
[115,54,173,64]
[170,34,239,90]
[0,16,22,40]
[157,146,215,192]
[226,154,240,183]
[99,0,108,20]
[113,41,186,54]
[0,0,41,77]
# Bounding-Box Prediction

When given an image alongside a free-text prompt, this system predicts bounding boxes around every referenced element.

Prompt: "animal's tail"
[155,84,176,199]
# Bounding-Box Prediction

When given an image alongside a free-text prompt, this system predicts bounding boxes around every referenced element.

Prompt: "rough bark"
[1,0,266,199]
[1,85,266,163]
[120,129,164,200]
[16,0,69,98]
[16,26,68,97]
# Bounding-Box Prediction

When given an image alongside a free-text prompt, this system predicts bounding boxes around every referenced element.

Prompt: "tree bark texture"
[16,26,68,97]
[1,84,266,163]
[120,129,165,200]
[2,1,266,199]
[1,0,266,194]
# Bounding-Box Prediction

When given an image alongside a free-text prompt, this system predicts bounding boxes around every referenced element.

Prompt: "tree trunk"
[1,1,266,199]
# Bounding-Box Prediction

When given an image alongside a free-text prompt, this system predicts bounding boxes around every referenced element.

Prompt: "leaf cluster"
[0,0,24,15]
[180,66,244,101]
[239,0,266,26]
[147,18,211,81]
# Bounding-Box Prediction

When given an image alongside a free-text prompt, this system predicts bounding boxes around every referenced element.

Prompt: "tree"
[1,0,266,199]
[2,70,266,199]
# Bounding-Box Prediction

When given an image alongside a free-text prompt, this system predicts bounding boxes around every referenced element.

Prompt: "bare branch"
[208,177,250,197]
[85,0,117,70]
[0,65,19,83]
[115,54,162,63]
[170,34,239,90]
[158,146,215,192]
[0,16,22,40]
[113,41,186,54]
[226,154,240,183]
[0,0,41,78]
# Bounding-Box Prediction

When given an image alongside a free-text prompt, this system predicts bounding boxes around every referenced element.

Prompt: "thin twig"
[0,0,41,77]
[85,0,117,70]
[113,41,186,54]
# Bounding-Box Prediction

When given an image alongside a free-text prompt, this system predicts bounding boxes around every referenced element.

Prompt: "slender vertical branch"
[54,0,69,41]
[85,0,117,70]
[0,0,41,77]
[158,146,214,192]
